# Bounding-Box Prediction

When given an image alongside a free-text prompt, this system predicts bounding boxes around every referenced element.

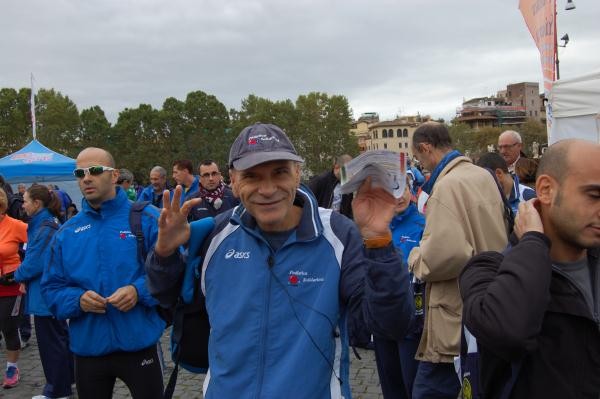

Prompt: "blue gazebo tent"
[0,140,76,184]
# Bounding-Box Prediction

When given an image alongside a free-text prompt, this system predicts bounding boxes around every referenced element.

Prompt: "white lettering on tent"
[10,152,53,163]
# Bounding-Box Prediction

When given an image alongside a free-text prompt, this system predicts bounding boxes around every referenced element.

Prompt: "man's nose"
[258,178,276,196]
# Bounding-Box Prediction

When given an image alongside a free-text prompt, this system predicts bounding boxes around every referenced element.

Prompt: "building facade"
[455,82,542,130]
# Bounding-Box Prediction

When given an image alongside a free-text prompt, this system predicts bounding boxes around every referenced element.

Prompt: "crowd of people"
[0,121,598,399]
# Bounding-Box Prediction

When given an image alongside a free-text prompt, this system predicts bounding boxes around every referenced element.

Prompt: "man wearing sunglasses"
[188,160,238,221]
[41,147,165,399]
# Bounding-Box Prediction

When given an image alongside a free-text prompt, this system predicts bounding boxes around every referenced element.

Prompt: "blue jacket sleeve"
[335,214,415,340]
[134,209,161,307]
[15,226,53,283]
[40,233,85,320]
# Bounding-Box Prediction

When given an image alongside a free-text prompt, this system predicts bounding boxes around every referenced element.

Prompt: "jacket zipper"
[254,253,274,398]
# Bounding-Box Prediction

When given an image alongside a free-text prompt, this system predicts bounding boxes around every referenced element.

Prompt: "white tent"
[549,70,600,144]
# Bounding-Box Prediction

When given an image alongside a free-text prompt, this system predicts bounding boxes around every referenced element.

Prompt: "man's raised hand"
[154,185,201,257]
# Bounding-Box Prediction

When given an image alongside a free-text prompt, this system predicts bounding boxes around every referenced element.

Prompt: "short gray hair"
[500,130,522,143]
[150,166,166,178]
[118,168,134,184]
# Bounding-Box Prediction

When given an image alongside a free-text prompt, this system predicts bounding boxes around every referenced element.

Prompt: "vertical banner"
[519,0,556,92]
[519,0,556,132]
[30,73,37,139]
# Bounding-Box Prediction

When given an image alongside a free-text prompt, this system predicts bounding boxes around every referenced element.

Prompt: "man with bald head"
[460,139,600,397]
[498,130,538,186]
[41,147,165,398]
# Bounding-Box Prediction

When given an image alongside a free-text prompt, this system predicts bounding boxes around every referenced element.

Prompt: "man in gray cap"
[146,123,415,399]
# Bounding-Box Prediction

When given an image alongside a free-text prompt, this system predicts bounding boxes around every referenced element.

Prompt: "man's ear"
[229,169,239,197]
[111,169,120,185]
[294,163,302,188]
[535,174,555,205]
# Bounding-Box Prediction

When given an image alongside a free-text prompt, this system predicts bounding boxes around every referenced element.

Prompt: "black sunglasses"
[73,166,115,178]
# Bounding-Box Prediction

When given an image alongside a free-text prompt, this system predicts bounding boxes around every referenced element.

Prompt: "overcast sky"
[1,0,598,124]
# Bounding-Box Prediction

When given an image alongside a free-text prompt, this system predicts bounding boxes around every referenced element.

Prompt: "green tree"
[294,92,357,176]
[35,89,81,156]
[448,123,502,157]
[230,94,297,135]
[183,90,231,169]
[0,88,30,156]
[519,119,547,156]
[112,104,161,181]
[78,105,112,151]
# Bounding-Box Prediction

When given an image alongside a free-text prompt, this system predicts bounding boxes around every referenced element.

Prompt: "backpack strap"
[181,217,216,304]
[129,201,150,264]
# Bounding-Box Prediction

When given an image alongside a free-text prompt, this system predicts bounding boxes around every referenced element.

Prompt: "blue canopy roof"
[0,140,76,184]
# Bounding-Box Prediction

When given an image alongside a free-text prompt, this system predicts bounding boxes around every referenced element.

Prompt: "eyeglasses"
[200,171,221,179]
[497,142,520,150]
[73,166,115,178]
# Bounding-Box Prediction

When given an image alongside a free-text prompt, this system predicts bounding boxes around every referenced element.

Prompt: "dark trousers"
[35,316,74,398]
[412,361,461,399]
[374,335,420,399]
[75,344,163,399]
[19,312,32,342]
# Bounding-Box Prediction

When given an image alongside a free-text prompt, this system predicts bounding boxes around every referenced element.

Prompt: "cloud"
[1,0,597,124]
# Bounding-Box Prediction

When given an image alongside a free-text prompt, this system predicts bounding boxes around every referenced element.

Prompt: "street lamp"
[565,0,576,11]
[555,1,576,80]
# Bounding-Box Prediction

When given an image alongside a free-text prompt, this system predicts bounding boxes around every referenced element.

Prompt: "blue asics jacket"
[147,186,414,399]
[15,208,58,316]
[41,188,165,356]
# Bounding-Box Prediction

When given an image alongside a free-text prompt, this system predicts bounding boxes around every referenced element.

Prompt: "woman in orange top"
[0,187,27,389]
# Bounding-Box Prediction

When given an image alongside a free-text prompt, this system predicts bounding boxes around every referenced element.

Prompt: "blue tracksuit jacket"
[41,187,165,356]
[137,185,171,208]
[15,208,58,316]
[147,186,414,399]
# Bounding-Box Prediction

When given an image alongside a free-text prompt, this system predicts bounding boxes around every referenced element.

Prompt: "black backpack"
[130,202,215,399]
[162,217,215,399]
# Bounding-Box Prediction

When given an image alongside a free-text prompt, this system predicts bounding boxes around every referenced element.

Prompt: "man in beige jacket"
[408,122,508,399]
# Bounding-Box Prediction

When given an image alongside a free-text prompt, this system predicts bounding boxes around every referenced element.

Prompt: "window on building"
[382,129,387,138]
[531,99,534,105]
[403,129,408,137]
[404,142,408,148]
[384,143,387,149]
[530,111,532,116]
[535,110,538,116]
[396,129,401,137]
[399,143,402,149]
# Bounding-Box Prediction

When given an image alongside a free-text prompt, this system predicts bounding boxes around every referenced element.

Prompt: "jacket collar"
[82,186,128,217]
[28,208,55,231]
[230,183,323,243]
[390,203,420,229]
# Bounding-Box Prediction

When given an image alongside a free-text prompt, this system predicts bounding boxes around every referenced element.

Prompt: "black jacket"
[460,232,600,398]
[188,186,239,221]
[307,170,353,219]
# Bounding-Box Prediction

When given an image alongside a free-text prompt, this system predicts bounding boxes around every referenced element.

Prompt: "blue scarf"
[420,150,462,194]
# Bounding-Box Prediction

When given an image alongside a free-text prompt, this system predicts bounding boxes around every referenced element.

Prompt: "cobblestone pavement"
[0,325,383,398]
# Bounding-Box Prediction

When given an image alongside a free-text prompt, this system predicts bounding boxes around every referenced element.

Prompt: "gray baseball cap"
[228,123,304,170]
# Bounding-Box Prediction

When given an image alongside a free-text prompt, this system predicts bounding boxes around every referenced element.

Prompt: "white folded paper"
[340,150,406,197]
